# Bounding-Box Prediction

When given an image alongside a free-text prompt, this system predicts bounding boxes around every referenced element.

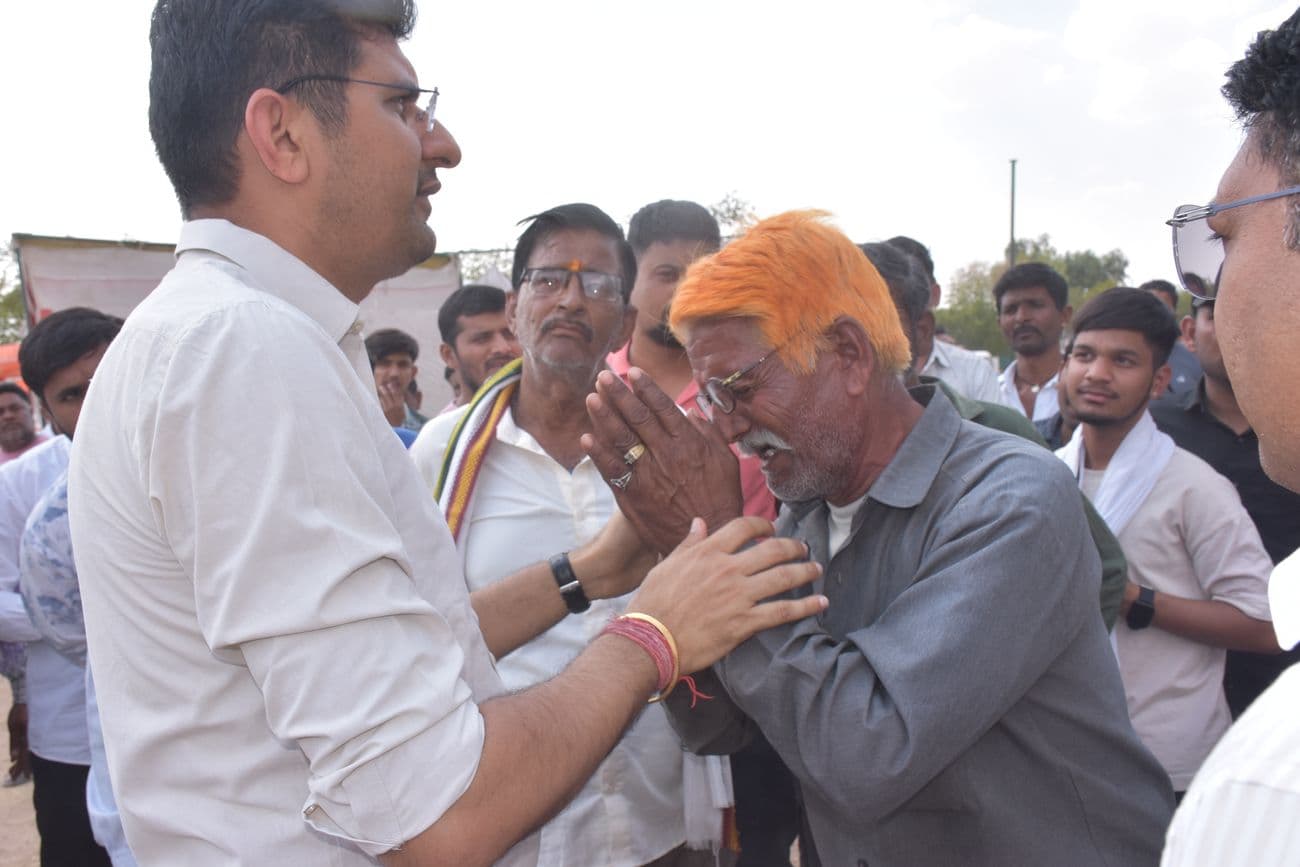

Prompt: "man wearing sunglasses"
[66,3,824,865]
[1161,9,1300,864]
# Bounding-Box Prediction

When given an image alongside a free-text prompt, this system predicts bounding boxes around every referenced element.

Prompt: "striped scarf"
[432,358,523,542]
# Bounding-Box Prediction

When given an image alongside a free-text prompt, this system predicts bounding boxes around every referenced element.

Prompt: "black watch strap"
[1126,586,1156,630]
[549,552,591,614]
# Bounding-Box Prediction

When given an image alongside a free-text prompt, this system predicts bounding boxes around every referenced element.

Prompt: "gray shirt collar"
[784,386,962,519]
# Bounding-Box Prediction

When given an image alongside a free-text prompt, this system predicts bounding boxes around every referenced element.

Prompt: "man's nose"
[423,120,462,169]
[710,406,750,444]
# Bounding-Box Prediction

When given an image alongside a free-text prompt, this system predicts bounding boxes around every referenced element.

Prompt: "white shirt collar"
[1270,549,1300,650]
[175,219,362,344]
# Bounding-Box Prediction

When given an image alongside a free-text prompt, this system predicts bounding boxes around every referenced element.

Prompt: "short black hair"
[364,328,419,365]
[1070,287,1180,368]
[860,242,929,328]
[1138,279,1179,308]
[0,382,31,404]
[1225,8,1300,197]
[993,262,1069,312]
[149,0,416,217]
[511,203,637,303]
[19,308,124,401]
[627,200,721,257]
[885,236,935,283]
[438,284,508,344]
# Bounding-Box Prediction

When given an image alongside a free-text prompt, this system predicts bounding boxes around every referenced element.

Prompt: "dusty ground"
[0,680,38,867]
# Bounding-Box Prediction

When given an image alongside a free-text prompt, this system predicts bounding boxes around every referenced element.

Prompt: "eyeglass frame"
[1166,183,1300,299]
[274,75,439,133]
[694,349,780,418]
[518,265,625,304]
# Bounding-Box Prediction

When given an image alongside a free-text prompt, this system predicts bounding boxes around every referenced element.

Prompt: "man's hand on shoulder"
[628,516,825,675]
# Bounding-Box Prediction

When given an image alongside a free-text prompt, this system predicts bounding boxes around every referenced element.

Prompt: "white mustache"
[738,428,793,457]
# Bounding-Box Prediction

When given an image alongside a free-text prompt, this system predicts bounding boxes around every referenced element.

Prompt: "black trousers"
[30,752,111,867]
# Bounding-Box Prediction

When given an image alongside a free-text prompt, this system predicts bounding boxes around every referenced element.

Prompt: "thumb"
[675,517,708,549]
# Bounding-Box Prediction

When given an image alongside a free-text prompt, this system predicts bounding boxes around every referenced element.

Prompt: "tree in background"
[0,246,23,344]
[937,234,1129,360]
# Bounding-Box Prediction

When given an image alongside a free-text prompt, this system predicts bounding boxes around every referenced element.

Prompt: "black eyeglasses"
[1166,183,1300,300]
[275,75,439,133]
[519,267,624,304]
[694,350,778,419]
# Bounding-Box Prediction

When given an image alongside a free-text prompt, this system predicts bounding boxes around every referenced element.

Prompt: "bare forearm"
[382,634,657,867]
[1151,593,1280,653]
[470,560,567,659]
[470,544,645,659]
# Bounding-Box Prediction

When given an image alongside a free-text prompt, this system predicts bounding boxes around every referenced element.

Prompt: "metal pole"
[1009,159,1018,268]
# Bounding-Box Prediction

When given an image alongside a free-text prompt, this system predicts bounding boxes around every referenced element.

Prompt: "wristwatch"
[1126,586,1156,630]
[549,552,591,614]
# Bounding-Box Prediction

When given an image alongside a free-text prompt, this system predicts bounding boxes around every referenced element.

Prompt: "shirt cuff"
[301,694,486,857]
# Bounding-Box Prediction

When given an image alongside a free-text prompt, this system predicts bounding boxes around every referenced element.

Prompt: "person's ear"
[243,88,313,185]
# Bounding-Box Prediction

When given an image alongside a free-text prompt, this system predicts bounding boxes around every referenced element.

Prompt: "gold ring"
[623,443,647,465]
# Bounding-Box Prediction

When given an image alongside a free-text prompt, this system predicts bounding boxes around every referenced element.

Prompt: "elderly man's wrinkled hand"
[582,368,743,554]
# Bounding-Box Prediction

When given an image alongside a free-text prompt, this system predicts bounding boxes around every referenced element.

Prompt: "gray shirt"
[666,389,1173,866]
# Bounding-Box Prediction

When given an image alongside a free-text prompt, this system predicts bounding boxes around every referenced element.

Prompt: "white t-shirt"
[69,219,536,866]
[1113,448,1272,790]
[997,359,1059,422]
[411,406,688,867]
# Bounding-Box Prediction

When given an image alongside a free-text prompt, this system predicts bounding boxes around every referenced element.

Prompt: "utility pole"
[1008,158,1018,268]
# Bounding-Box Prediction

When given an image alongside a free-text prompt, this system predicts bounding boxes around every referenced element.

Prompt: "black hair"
[511,203,637,302]
[993,262,1069,312]
[0,382,31,404]
[438,284,508,344]
[149,0,416,217]
[19,308,124,401]
[626,200,721,257]
[1225,9,1300,190]
[1070,287,1180,368]
[364,327,419,365]
[885,235,935,283]
[443,365,455,382]
[1138,279,1179,308]
[860,242,929,328]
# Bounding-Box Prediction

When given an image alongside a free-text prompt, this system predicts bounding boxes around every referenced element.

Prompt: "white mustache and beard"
[738,422,856,503]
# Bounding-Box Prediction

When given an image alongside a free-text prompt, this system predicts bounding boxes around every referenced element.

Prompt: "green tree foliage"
[709,192,758,238]
[0,246,24,345]
[936,234,1129,360]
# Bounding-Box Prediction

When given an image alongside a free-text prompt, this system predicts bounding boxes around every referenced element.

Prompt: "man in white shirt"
[1056,288,1278,797]
[413,203,712,866]
[995,262,1072,421]
[69,3,824,865]
[1161,9,1300,862]
[12,308,125,866]
[885,236,1000,403]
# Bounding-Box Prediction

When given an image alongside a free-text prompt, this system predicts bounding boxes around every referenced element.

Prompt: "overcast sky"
[1,0,1292,295]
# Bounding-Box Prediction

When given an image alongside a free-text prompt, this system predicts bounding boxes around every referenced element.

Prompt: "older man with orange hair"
[582,211,1175,866]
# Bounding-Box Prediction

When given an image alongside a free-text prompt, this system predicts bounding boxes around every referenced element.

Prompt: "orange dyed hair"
[669,210,910,375]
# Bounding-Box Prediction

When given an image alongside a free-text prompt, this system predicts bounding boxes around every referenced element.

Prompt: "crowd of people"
[2,0,1300,865]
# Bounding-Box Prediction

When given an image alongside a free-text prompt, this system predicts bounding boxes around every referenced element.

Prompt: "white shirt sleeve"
[0,466,43,643]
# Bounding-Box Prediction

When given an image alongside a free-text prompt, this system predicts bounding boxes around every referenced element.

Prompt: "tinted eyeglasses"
[275,75,439,134]
[519,267,623,304]
[1167,183,1300,300]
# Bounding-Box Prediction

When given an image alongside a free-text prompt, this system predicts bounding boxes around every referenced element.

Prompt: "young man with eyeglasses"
[1161,9,1300,863]
[67,5,824,865]
[411,203,723,867]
